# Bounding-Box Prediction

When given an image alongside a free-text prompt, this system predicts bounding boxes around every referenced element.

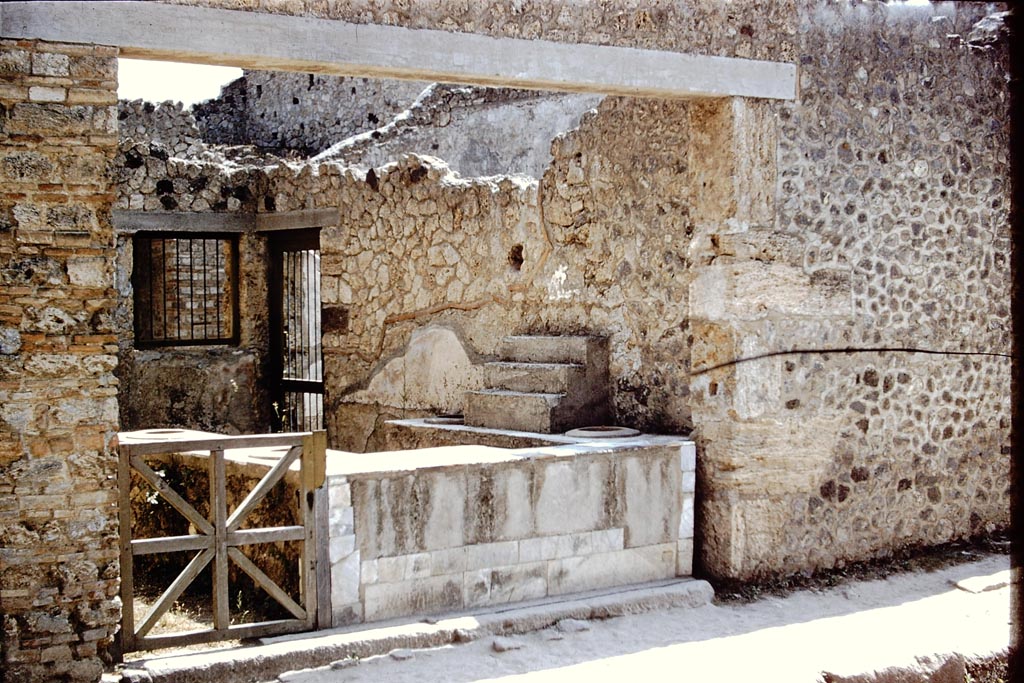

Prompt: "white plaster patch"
[350,326,482,412]
[546,263,577,301]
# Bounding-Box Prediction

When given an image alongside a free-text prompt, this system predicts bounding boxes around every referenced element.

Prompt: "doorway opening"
[268,229,323,432]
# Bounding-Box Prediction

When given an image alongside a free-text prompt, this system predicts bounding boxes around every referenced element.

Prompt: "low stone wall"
[325,438,695,624]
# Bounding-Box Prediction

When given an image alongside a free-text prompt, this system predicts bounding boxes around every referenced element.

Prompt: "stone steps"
[464,389,565,433]
[483,361,585,394]
[499,335,592,364]
[464,335,609,434]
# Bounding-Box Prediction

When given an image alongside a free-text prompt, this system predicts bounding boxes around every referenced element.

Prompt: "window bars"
[133,233,240,347]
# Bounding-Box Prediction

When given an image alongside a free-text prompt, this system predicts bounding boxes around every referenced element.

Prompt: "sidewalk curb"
[120,578,714,683]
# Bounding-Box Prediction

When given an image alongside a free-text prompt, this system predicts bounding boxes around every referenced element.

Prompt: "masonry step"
[483,361,585,394]
[464,389,565,433]
[499,335,594,364]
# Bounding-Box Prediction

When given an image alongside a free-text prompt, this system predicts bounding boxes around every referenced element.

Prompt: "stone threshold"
[118,578,714,683]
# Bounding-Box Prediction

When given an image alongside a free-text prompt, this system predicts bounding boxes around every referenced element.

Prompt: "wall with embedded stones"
[1,10,1012,683]
[193,71,429,155]
[316,84,603,178]
[314,1,1011,582]
[117,99,205,159]
[320,94,701,452]
[113,140,274,435]
[687,2,1010,580]
[0,39,122,683]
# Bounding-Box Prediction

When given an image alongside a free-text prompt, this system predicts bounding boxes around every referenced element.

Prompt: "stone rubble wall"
[193,71,430,156]
[327,441,695,625]
[116,1,1010,586]
[0,39,121,683]
[113,142,272,434]
[320,95,698,451]
[316,83,603,178]
[316,1,1011,581]
[117,99,206,159]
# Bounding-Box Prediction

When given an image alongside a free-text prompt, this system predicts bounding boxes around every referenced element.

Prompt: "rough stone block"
[65,257,108,288]
[5,103,94,137]
[484,361,582,394]
[31,52,70,77]
[464,389,560,433]
[548,544,675,596]
[0,49,31,75]
[499,336,594,364]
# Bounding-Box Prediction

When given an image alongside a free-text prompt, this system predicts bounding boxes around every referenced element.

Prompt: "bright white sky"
[117,59,243,106]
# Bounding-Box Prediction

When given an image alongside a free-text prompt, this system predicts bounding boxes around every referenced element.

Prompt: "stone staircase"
[464,335,609,433]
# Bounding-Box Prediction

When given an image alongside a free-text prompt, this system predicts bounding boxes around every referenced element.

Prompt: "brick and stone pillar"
[0,39,121,683]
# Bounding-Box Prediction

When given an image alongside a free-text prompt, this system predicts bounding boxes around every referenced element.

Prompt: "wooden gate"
[117,431,327,653]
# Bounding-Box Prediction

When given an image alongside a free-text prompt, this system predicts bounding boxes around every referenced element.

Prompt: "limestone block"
[620,453,680,548]
[429,547,467,576]
[679,496,694,540]
[676,539,694,576]
[547,544,675,596]
[65,256,108,288]
[699,417,840,495]
[591,528,625,554]
[327,504,353,538]
[375,552,432,583]
[534,458,610,536]
[465,540,519,571]
[734,334,782,419]
[328,535,355,563]
[679,442,697,473]
[28,86,66,103]
[518,528,624,563]
[332,603,362,627]
[327,477,351,508]
[363,574,463,622]
[352,470,466,558]
[464,561,548,608]
[330,548,360,607]
[465,465,535,543]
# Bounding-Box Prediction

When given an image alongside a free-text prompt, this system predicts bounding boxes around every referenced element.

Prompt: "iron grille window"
[132,232,240,347]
